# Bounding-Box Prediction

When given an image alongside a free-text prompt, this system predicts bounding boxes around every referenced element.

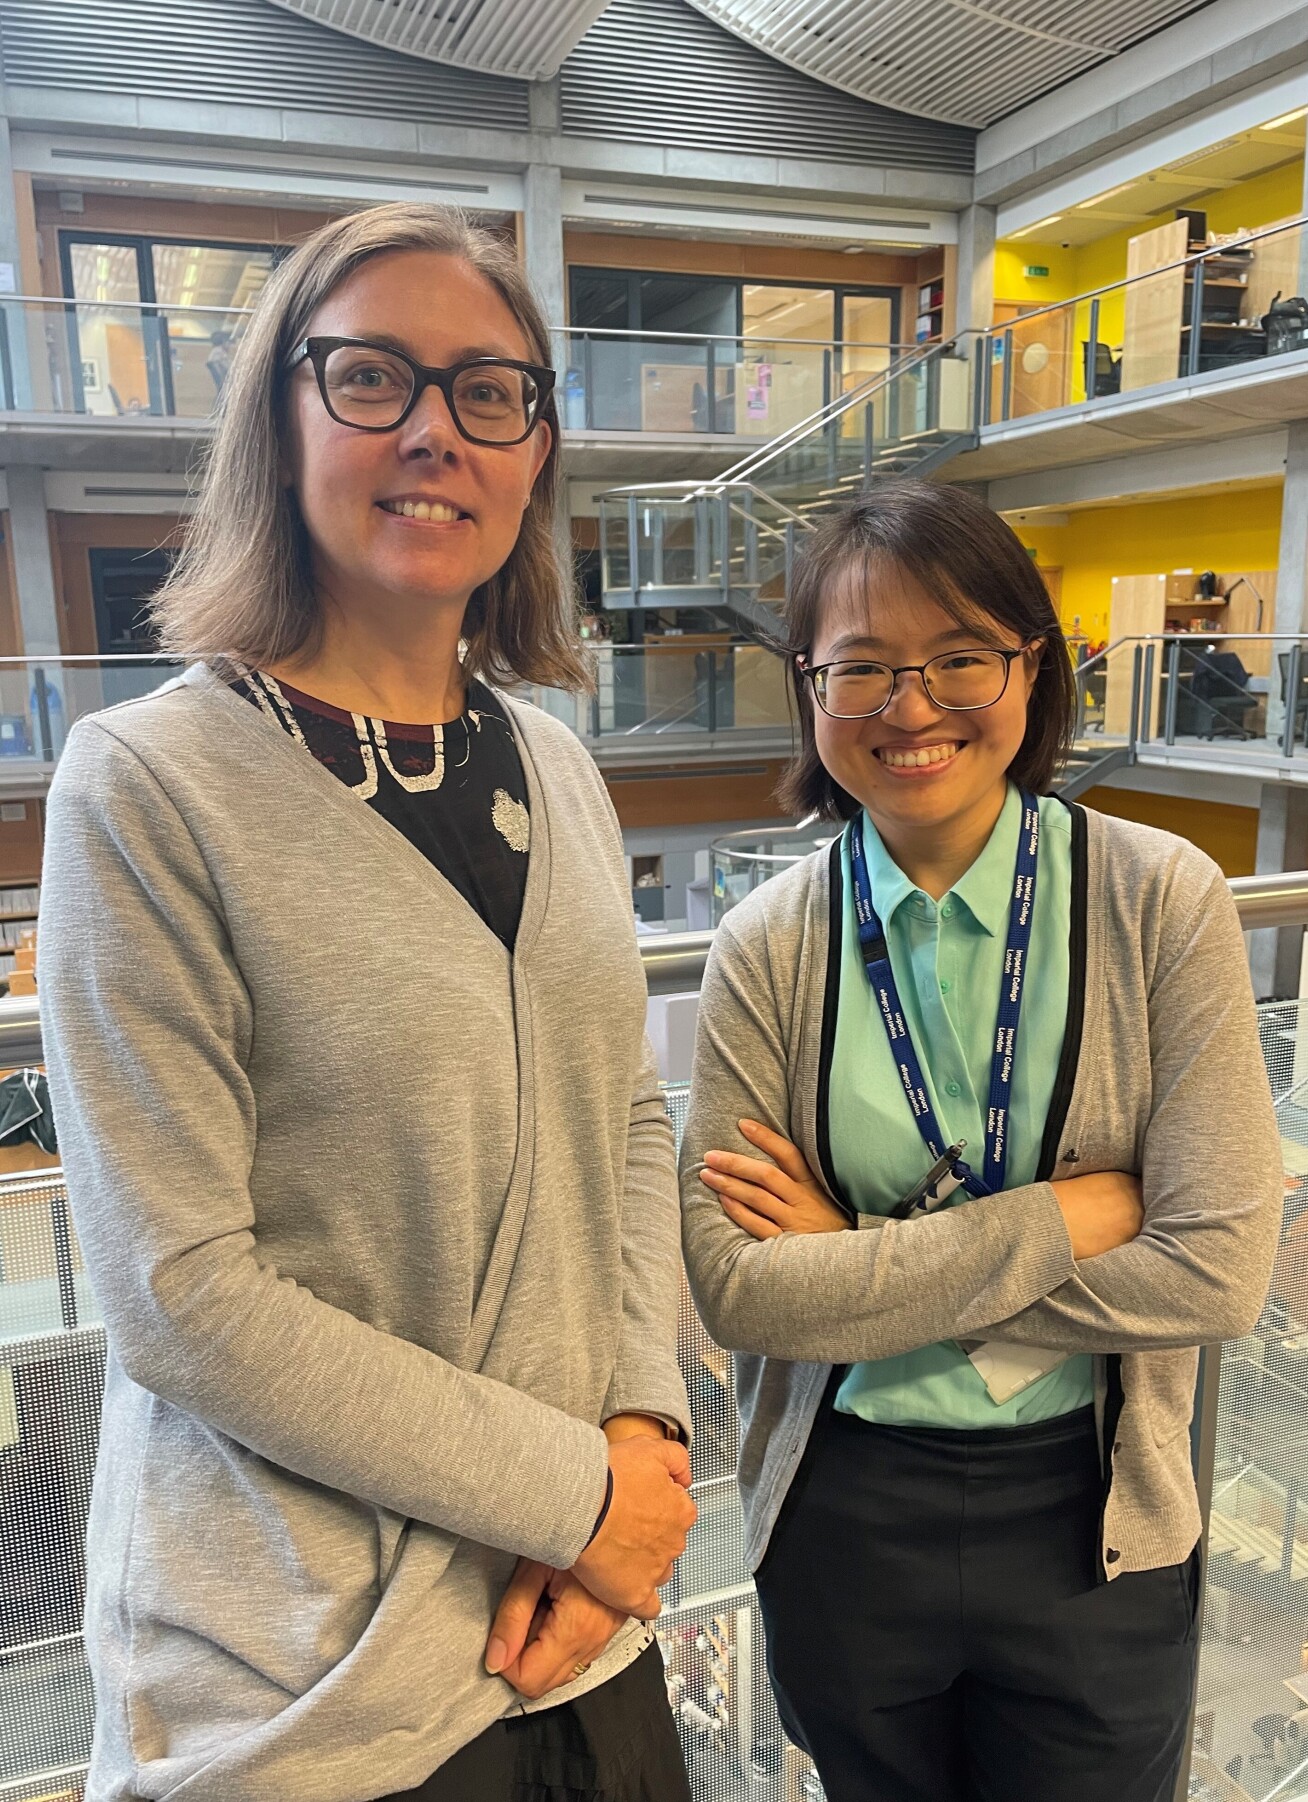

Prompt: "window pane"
[151,243,274,416]
[570,269,633,331]
[639,275,736,339]
[742,285,834,343]
[64,242,149,417]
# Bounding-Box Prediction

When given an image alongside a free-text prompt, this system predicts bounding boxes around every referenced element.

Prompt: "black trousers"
[754,1403,1199,1802]
[377,1643,691,1802]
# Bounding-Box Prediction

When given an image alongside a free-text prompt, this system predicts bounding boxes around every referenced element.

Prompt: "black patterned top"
[237,670,530,950]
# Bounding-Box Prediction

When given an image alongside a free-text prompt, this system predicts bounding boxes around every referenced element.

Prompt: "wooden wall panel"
[0,801,44,887]
[1121,219,1188,392]
[51,512,186,656]
[603,760,789,828]
[563,230,919,294]
[0,517,23,659]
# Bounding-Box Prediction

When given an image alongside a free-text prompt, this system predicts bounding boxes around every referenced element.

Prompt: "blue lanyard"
[848,792,1040,1199]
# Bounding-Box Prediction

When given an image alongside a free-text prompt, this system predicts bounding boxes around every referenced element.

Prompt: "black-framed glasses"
[286,337,555,445]
[801,646,1034,719]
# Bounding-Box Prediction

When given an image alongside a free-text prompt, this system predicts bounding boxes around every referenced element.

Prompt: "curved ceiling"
[684,0,1219,128]
[265,0,612,81]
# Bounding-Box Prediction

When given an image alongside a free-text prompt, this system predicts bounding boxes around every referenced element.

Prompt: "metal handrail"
[631,870,1308,993]
[558,325,915,352]
[2,873,1297,1027]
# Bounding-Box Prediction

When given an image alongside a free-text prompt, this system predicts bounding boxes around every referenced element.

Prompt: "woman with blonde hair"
[39,202,695,1802]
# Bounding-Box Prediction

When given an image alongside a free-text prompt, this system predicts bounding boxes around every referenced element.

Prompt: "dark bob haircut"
[777,480,1076,820]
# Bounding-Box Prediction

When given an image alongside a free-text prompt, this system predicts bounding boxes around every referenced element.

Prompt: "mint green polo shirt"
[832,783,1094,1427]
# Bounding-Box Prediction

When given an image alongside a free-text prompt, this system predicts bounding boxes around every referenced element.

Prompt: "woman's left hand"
[700,1120,850,1238]
[486,1557,628,1700]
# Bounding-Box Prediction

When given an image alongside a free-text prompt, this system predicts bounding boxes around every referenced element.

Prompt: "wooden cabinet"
[1105,570,1276,737]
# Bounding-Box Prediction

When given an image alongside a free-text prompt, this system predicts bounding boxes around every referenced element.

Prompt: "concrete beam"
[985,429,1289,514]
[2,87,975,212]
[975,10,1308,206]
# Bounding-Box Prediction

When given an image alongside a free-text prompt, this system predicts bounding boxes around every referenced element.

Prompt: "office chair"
[1279,653,1308,747]
[1187,646,1257,739]
[1082,340,1121,397]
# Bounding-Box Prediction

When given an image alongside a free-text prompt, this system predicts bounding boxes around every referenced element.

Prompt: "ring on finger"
[572,1661,591,1679]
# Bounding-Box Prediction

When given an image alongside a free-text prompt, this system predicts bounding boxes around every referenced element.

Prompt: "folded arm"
[972,873,1281,1351]
[679,918,1079,1365]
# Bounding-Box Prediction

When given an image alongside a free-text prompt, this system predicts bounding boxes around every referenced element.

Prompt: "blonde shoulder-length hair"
[152,202,590,693]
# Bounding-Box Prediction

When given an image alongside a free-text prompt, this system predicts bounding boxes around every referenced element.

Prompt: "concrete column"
[520,157,573,588]
[953,203,996,336]
[1247,422,1308,991]
[1250,785,1308,998]
[7,467,60,656]
[522,161,566,335]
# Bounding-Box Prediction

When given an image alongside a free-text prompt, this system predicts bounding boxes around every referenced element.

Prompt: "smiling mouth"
[875,742,962,770]
[378,499,468,522]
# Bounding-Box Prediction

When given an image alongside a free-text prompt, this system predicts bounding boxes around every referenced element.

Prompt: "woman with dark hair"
[39,204,696,1802]
[679,480,1281,1801]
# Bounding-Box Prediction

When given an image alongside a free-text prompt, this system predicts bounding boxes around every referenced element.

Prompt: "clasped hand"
[486,1423,695,1700]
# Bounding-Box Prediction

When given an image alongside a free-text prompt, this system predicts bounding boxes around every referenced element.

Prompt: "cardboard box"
[8,969,36,997]
[1166,572,1197,603]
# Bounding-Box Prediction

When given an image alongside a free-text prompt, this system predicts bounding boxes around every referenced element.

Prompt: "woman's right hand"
[570,1435,697,1619]
[1050,1170,1144,1260]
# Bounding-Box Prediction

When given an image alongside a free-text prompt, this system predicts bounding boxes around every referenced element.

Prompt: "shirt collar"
[859,783,1024,938]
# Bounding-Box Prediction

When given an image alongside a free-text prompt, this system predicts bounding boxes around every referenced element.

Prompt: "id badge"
[963,1341,1071,1406]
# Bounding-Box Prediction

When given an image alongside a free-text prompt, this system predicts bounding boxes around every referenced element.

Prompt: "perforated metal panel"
[0,1172,99,1802]
[660,1085,825,1802]
[1189,1000,1308,1799]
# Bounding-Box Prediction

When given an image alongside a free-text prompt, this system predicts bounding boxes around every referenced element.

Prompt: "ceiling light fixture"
[1075,182,1135,208]
[1261,106,1308,131]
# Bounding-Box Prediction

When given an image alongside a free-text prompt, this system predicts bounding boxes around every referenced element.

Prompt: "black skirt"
[378,1642,692,1802]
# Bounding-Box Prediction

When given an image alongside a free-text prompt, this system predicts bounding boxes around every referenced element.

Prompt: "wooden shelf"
[0,912,37,924]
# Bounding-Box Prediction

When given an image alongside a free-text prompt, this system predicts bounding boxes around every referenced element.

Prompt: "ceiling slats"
[685,0,1218,127]
[560,0,976,169]
[0,0,531,127]
[267,0,612,81]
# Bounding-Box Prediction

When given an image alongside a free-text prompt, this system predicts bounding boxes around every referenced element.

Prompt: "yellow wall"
[1078,785,1258,875]
[1011,485,1284,642]
[993,156,1305,382]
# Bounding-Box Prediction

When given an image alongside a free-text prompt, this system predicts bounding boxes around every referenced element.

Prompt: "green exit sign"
[1025,264,1050,277]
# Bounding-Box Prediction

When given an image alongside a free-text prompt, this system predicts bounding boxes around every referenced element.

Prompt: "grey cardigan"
[680,805,1281,1579]
[38,664,690,1802]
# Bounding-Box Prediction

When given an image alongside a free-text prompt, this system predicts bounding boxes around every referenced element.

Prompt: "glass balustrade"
[558,330,908,438]
[0,659,183,766]
[7,990,1308,1802]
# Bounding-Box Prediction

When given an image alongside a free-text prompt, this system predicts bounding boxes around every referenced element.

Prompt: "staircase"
[599,336,983,632]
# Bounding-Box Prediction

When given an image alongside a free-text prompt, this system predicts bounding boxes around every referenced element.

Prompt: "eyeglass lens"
[817,650,1012,717]
[321,344,539,439]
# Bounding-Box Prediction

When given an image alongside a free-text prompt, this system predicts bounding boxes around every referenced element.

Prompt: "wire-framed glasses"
[287,337,555,445]
[802,646,1032,719]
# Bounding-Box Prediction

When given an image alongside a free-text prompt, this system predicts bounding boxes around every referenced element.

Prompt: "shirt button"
[940,979,952,993]
[940,903,953,918]
[945,1080,962,1097]
[1105,1547,1120,1564]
